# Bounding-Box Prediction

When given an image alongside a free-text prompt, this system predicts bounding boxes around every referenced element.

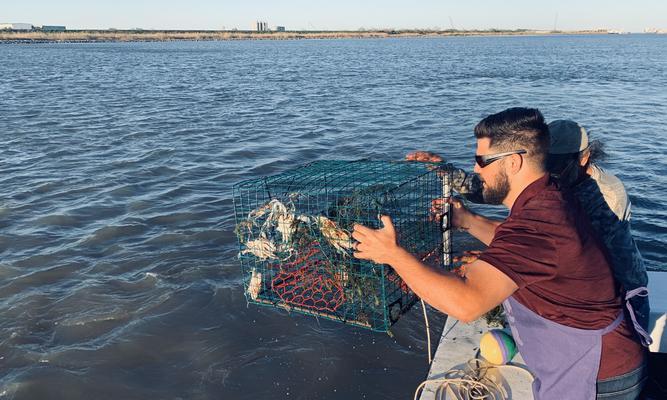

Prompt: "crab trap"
[233,160,453,332]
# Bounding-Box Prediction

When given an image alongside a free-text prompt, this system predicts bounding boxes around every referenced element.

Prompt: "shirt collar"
[510,173,552,215]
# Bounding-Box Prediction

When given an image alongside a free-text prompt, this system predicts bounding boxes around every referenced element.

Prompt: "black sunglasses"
[475,150,527,168]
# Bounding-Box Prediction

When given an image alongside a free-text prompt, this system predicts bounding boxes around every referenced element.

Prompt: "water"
[1,35,666,399]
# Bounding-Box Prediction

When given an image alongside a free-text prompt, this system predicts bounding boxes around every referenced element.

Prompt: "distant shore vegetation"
[0,29,612,43]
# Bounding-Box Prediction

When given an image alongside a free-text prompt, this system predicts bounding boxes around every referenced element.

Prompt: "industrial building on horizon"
[254,21,286,32]
[255,21,268,32]
[0,23,66,32]
[0,23,34,31]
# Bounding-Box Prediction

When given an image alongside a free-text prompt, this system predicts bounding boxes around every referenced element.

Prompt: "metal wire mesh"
[233,160,450,332]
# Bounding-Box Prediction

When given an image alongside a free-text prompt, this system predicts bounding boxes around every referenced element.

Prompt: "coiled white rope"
[414,358,534,400]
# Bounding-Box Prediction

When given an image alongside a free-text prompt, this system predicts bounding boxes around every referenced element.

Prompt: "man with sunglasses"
[353,108,645,399]
[412,119,652,343]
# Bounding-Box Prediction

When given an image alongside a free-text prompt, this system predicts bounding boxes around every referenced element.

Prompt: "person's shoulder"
[518,182,569,222]
[589,165,630,220]
[591,165,626,191]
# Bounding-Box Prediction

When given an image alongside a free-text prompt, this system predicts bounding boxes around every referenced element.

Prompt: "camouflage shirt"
[573,166,650,345]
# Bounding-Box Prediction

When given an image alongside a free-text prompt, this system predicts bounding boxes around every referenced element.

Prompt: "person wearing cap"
[547,119,652,347]
[547,120,629,218]
[356,108,645,399]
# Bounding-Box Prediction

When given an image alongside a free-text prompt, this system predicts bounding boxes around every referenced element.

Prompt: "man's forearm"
[464,212,502,246]
[352,215,516,322]
[387,248,489,322]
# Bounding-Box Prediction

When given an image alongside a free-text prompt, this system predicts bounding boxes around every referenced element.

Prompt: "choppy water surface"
[1,35,666,399]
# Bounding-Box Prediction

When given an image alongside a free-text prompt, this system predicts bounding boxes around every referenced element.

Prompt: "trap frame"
[233,160,453,332]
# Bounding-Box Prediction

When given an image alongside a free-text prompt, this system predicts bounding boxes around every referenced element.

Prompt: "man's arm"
[353,216,517,322]
[459,208,503,246]
[434,198,502,246]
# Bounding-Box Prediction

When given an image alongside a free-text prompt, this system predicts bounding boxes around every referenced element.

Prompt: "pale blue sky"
[3,1,666,32]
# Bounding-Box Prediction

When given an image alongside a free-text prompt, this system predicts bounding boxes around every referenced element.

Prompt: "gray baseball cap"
[548,120,589,154]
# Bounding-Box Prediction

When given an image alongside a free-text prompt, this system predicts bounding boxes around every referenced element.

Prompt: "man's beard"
[482,169,510,205]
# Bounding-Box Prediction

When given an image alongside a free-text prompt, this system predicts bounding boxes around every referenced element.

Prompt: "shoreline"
[0,29,612,43]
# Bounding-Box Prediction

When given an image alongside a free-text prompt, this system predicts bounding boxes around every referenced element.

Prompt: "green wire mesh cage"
[233,160,452,332]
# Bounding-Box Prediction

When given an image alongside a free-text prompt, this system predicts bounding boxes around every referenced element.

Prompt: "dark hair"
[546,138,608,188]
[546,152,580,187]
[587,139,607,165]
[474,107,550,170]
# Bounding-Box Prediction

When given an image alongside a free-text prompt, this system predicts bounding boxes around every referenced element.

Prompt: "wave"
[34,214,82,227]
[82,224,149,246]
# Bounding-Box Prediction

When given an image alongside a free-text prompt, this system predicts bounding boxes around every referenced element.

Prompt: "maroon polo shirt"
[479,174,643,379]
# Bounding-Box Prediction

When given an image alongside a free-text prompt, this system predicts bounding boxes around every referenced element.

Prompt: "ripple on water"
[107,184,142,198]
[82,224,150,246]
[145,212,198,226]
[0,262,86,296]
[32,181,61,194]
[142,232,191,246]
[110,148,176,169]
[34,214,83,228]
[147,165,179,176]
[127,200,152,212]
[247,159,292,176]
[68,203,127,222]
[54,308,132,345]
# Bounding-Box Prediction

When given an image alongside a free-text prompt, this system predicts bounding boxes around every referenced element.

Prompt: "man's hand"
[405,151,443,163]
[430,197,473,230]
[352,216,401,265]
[454,250,483,264]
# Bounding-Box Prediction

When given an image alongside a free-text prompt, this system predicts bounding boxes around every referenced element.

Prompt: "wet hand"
[430,198,446,221]
[453,250,482,264]
[430,197,472,230]
[405,151,443,163]
[352,215,400,265]
[448,197,472,230]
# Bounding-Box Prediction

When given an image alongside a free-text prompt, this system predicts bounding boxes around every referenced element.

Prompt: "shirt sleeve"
[478,220,559,289]
[590,166,630,221]
[574,174,648,289]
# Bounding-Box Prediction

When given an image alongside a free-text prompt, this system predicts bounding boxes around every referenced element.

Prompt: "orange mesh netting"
[271,246,345,313]
[387,269,410,294]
